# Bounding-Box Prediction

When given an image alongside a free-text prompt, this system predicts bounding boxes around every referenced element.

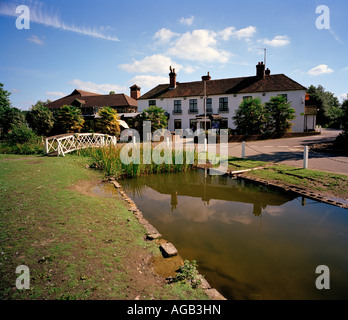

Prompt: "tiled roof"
[139,74,307,100]
[46,90,137,109]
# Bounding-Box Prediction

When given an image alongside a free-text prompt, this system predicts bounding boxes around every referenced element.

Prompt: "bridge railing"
[45,133,117,156]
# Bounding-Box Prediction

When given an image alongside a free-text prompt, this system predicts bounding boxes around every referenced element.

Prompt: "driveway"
[226,129,348,176]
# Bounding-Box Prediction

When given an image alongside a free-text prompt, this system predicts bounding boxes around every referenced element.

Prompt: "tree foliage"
[0,83,26,135]
[26,100,54,136]
[307,85,341,128]
[0,82,11,109]
[335,98,348,151]
[5,124,39,144]
[233,96,296,136]
[341,99,348,132]
[57,105,84,133]
[139,105,168,133]
[233,98,266,135]
[96,106,121,135]
[264,96,296,135]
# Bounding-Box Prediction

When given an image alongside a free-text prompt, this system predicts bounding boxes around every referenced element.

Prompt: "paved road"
[224,129,348,175]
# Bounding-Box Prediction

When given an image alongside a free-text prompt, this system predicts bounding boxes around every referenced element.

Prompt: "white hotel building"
[135,62,316,133]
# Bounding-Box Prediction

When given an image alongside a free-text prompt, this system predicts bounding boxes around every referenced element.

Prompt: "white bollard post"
[303,146,309,169]
[242,141,246,159]
[133,136,136,144]
[166,137,170,148]
[204,138,208,153]
[45,139,48,154]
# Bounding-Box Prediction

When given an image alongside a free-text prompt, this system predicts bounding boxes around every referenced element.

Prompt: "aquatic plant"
[75,145,199,178]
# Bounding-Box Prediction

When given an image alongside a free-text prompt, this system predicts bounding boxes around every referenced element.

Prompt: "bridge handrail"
[45,133,117,156]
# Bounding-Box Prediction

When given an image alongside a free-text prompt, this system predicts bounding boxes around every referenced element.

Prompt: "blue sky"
[0,0,347,110]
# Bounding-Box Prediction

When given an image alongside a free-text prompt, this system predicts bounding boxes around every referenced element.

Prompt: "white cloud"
[307,64,334,76]
[218,26,257,41]
[329,29,343,44]
[154,28,180,43]
[338,94,348,102]
[179,15,194,26]
[261,35,290,47]
[0,2,119,41]
[69,79,126,94]
[182,65,196,74]
[46,91,65,97]
[167,29,231,63]
[119,54,183,74]
[129,75,168,90]
[27,35,44,45]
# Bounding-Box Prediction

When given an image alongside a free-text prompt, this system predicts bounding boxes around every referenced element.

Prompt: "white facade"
[138,90,309,133]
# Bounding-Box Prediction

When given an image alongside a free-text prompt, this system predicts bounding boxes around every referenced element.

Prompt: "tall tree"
[57,105,84,133]
[335,98,348,150]
[0,82,11,109]
[26,100,54,136]
[139,105,168,133]
[307,85,341,127]
[96,106,121,135]
[264,96,296,135]
[0,83,25,135]
[233,97,265,135]
[341,98,348,132]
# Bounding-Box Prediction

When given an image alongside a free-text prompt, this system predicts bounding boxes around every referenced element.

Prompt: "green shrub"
[171,260,202,289]
[5,124,38,144]
[0,140,44,155]
[335,133,348,152]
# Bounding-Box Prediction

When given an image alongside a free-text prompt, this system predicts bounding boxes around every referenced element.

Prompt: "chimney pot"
[265,68,271,76]
[256,61,266,79]
[130,84,141,100]
[202,72,211,81]
[169,67,177,89]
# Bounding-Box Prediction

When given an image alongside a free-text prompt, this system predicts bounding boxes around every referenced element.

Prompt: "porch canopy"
[196,114,223,130]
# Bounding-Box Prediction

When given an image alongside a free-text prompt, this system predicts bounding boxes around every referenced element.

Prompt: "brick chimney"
[256,62,265,79]
[169,66,177,89]
[202,72,211,81]
[130,84,141,100]
[265,68,271,76]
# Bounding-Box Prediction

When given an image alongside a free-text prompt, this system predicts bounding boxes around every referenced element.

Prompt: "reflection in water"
[122,170,296,219]
[120,170,348,300]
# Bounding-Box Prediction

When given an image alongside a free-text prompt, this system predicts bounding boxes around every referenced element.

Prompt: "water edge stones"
[160,242,178,258]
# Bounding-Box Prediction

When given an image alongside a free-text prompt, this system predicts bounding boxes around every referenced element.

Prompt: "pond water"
[118,170,348,300]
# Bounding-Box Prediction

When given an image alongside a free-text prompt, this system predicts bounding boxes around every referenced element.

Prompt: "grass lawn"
[228,157,348,199]
[0,154,208,300]
[227,157,269,171]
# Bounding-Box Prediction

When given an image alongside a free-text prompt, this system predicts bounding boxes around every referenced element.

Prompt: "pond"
[118,170,348,300]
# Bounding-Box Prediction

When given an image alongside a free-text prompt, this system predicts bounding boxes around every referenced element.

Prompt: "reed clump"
[76,145,198,178]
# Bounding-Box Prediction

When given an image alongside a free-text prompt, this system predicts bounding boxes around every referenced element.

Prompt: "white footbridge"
[45,133,117,156]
